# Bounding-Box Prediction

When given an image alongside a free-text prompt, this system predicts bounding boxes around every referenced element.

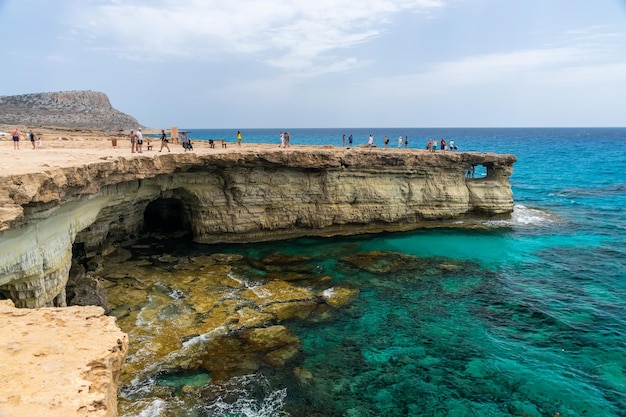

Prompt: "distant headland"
[0,90,140,131]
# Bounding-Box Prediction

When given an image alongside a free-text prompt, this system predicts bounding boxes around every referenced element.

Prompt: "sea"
[115,128,625,417]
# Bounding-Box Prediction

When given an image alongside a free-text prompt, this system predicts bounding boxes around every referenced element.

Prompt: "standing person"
[159,129,171,152]
[237,130,242,147]
[342,134,346,148]
[279,131,284,148]
[284,131,290,147]
[129,130,137,153]
[427,139,432,151]
[368,134,374,149]
[450,139,457,151]
[181,132,192,151]
[36,134,42,149]
[11,128,19,150]
[384,136,389,149]
[136,128,144,153]
[404,136,409,149]
[441,138,447,151]
[398,136,402,148]
[432,139,438,152]
[28,130,36,149]
[348,134,353,149]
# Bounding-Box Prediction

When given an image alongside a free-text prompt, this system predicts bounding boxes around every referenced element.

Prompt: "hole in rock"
[143,198,192,235]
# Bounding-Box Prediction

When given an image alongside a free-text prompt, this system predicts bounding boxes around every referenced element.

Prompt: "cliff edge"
[0,300,128,417]
[0,142,515,308]
[0,91,140,130]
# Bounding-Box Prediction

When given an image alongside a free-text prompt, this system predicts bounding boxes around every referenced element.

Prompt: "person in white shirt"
[136,128,143,153]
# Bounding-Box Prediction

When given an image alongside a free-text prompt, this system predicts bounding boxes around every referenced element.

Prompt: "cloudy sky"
[2,0,626,128]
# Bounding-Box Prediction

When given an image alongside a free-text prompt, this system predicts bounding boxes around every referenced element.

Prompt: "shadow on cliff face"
[143,198,191,235]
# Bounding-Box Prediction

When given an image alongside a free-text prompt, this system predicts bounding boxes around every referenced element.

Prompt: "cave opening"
[143,198,192,236]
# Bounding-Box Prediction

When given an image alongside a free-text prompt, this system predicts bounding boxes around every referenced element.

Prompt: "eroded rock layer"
[0,148,515,308]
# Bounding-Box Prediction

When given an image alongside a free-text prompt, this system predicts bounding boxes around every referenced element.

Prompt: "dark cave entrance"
[143,198,192,236]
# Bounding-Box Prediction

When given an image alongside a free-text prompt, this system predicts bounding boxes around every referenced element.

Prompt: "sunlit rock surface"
[0,300,128,417]
[0,148,514,309]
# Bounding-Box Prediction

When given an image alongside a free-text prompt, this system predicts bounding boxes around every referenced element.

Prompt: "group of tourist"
[278,131,291,148]
[426,138,458,152]
[9,128,43,150]
[341,134,410,149]
[128,128,145,153]
[127,128,179,153]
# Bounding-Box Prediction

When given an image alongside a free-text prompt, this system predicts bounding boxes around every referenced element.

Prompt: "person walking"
[237,130,243,147]
[11,128,19,150]
[159,129,171,152]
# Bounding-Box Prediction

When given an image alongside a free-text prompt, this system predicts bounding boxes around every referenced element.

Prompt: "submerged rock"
[102,247,360,390]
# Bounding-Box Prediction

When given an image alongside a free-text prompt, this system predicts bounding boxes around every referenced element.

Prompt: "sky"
[1,0,626,128]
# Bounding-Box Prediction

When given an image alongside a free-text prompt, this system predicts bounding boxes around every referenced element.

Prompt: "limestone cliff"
[0,148,515,308]
[0,300,128,417]
[0,91,139,130]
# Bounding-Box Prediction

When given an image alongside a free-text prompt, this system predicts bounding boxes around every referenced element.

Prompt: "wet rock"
[239,280,317,305]
[232,306,275,329]
[321,286,360,308]
[68,275,110,313]
[264,343,301,367]
[293,367,314,386]
[240,325,300,352]
[266,271,313,281]
[260,253,311,265]
[263,300,318,321]
[341,250,424,274]
[210,253,245,265]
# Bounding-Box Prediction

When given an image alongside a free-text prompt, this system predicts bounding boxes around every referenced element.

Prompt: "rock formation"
[0,91,139,131]
[0,300,128,417]
[0,148,515,308]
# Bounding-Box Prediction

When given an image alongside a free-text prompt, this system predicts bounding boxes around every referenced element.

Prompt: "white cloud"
[363,24,626,99]
[68,0,445,73]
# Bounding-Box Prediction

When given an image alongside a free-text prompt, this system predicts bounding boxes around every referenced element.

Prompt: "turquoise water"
[121,128,626,416]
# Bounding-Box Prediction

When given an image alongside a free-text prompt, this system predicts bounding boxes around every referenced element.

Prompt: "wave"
[480,204,558,227]
[128,399,167,417]
[200,374,289,417]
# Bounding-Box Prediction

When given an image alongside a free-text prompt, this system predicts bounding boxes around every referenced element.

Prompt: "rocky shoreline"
[0,127,516,416]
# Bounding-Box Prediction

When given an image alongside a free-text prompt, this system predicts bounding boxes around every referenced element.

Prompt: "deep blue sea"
[120,128,626,417]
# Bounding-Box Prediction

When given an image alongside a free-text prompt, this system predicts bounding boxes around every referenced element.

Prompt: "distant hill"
[0,91,140,131]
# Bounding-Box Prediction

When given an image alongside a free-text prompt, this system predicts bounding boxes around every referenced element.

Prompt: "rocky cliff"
[0,148,515,308]
[0,300,128,417]
[0,91,140,130]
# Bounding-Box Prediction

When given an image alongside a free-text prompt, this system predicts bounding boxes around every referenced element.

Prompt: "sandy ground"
[0,127,348,176]
[0,126,410,176]
[0,133,245,175]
